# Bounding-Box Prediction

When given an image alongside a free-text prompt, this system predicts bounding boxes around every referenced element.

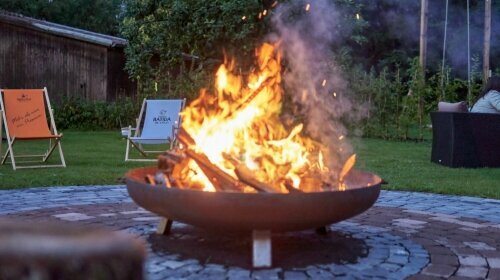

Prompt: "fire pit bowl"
[126,167,381,232]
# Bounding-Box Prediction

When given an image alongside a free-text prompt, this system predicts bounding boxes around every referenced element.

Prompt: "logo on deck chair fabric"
[152,109,172,124]
[16,94,32,102]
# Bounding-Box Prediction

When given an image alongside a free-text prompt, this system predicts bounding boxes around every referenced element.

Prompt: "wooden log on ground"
[0,219,145,280]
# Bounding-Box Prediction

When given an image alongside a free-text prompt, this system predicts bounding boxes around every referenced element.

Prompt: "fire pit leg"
[252,230,272,268]
[156,218,173,235]
[315,225,330,235]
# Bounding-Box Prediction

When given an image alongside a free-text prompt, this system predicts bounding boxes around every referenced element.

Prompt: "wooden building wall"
[0,21,135,103]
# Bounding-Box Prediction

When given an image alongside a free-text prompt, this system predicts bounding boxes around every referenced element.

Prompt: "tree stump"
[0,219,145,280]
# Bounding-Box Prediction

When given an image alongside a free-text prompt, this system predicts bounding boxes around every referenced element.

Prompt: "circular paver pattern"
[1,186,500,279]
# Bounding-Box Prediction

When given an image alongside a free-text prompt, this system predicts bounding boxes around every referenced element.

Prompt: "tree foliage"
[0,0,124,35]
[120,0,267,99]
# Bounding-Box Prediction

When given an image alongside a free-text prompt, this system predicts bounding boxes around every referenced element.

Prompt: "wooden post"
[0,219,145,280]
[483,0,492,83]
[419,0,429,71]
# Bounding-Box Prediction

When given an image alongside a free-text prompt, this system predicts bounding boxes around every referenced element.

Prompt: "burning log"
[154,172,173,188]
[338,154,356,190]
[184,149,244,192]
[144,174,156,185]
[284,181,302,193]
[299,176,322,192]
[177,128,196,147]
[179,128,280,193]
[144,171,173,188]
[232,77,274,115]
[222,153,278,193]
[162,151,184,163]
[234,165,278,193]
[158,151,184,174]
[177,127,243,191]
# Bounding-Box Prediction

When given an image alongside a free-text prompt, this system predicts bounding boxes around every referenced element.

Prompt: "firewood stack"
[153,128,287,193]
[152,128,355,193]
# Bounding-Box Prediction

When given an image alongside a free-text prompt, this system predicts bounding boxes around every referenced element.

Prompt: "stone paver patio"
[1,186,500,279]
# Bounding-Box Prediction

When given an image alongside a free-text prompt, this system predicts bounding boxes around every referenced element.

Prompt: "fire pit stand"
[253,230,272,267]
[126,167,381,268]
[157,218,173,235]
[157,217,274,267]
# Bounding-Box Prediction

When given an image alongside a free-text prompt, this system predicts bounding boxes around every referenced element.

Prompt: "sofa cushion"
[438,101,468,112]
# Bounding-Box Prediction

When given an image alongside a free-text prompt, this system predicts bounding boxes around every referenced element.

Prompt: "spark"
[338,135,344,140]
[242,16,246,20]
[271,1,278,8]
[263,9,267,16]
[321,79,327,87]
[332,92,337,97]
[356,13,360,20]
[305,3,310,11]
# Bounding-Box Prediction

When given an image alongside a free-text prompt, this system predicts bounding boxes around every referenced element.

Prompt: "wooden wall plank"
[0,21,136,104]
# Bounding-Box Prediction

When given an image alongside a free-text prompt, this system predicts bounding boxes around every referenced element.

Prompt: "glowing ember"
[173,42,355,193]
[305,3,311,11]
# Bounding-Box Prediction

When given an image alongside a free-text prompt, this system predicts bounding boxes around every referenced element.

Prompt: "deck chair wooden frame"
[125,98,186,162]
[0,87,66,170]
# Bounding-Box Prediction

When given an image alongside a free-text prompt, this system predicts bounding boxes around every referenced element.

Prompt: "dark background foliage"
[1,0,498,139]
[0,0,124,35]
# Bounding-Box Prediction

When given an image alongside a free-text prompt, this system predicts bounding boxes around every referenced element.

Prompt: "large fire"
[170,42,354,193]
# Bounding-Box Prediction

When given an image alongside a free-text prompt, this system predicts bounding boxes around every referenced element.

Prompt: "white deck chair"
[0,88,66,170]
[125,98,185,161]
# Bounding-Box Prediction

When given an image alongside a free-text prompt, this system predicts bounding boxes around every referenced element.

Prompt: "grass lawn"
[0,130,154,189]
[0,131,499,199]
[352,138,500,199]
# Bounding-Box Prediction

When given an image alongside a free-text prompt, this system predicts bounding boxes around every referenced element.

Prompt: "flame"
[176,42,354,192]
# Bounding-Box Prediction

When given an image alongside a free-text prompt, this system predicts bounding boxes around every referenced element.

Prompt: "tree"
[120,0,267,99]
[0,0,124,35]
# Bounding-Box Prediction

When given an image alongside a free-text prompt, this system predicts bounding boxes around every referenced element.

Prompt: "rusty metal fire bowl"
[126,167,381,232]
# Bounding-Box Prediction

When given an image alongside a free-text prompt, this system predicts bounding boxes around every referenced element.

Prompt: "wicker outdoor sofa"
[431,111,500,168]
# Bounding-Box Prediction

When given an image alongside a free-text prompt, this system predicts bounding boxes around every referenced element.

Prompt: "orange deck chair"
[0,88,66,170]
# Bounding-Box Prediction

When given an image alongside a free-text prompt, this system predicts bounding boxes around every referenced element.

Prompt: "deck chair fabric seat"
[0,88,66,170]
[125,99,185,161]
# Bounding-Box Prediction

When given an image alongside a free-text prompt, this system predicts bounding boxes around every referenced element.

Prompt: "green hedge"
[53,98,139,130]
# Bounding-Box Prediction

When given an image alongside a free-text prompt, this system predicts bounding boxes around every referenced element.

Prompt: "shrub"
[54,97,139,130]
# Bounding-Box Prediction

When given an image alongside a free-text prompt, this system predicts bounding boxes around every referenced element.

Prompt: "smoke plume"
[269,0,359,181]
